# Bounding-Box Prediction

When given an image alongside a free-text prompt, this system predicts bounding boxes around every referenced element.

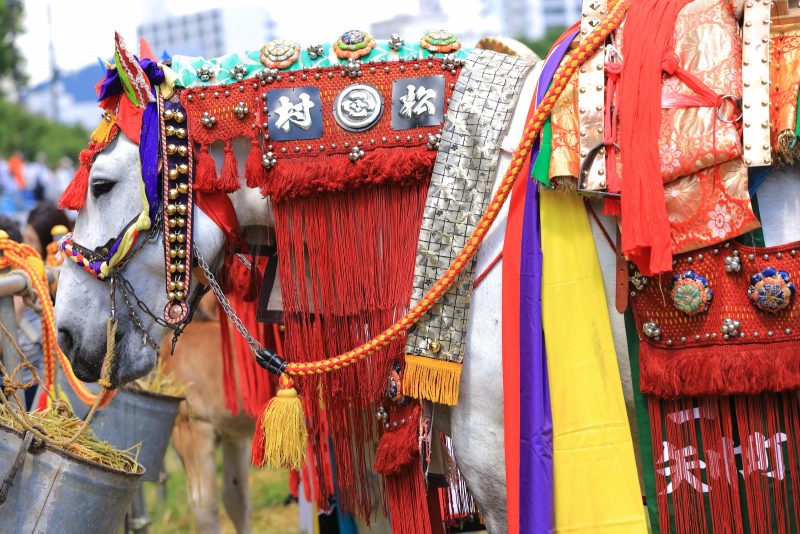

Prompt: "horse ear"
[139,37,156,61]
[114,31,152,108]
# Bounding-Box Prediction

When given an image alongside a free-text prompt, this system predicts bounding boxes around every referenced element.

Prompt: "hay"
[133,359,188,398]
[0,401,141,474]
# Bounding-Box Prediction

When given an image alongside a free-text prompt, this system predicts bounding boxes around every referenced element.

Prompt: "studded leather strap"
[742,0,772,167]
[158,94,194,324]
[578,0,608,189]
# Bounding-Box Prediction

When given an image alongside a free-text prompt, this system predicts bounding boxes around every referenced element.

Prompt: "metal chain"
[115,276,161,351]
[194,249,263,354]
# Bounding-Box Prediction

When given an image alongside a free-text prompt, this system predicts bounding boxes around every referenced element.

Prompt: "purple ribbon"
[520,28,577,534]
[140,93,160,220]
[529,29,580,173]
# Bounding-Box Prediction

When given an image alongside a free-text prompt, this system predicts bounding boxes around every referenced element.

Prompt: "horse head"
[54,132,228,386]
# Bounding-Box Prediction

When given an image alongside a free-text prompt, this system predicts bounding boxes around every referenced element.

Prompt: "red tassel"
[58,164,90,210]
[245,138,266,189]
[219,141,240,193]
[194,144,217,192]
[375,404,422,476]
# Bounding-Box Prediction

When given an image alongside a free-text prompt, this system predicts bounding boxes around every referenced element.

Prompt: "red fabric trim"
[262,146,435,203]
[116,94,144,144]
[618,0,692,275]
[632,239,800,397]
[195,189,243,251]
[640,340,800,398]
[501,136,531,534]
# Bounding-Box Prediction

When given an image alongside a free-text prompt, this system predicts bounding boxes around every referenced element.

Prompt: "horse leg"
[172,417,222,533]
[221,435,252,534]
[452,270,507,534]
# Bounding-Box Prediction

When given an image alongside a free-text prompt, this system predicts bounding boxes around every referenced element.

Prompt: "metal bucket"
[88,387,183,483]
[0,424,143,533]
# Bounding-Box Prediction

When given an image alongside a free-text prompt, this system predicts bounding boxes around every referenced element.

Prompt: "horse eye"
[91,180,116,198]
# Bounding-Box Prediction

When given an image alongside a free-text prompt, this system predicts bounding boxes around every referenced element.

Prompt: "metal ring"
[717,94,742,123]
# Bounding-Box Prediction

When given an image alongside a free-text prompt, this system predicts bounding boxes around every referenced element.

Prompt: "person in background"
[0,216,43,410]
[24,202,72,260]
[25,153,52,203]
[7,151,26,191]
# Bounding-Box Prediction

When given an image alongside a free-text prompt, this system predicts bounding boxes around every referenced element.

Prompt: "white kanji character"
[399,84,437,120]
[657,441,710,494]
[274,93,315,132]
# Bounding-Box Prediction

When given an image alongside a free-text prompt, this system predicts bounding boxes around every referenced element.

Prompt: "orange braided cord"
[283,0,630,377]
[0,239,114,408]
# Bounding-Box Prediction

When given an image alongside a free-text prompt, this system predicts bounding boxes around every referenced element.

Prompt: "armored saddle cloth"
[631,239,800,398]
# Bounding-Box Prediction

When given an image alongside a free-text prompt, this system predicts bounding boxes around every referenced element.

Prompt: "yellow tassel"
[261,377,307,470]
[90,111,116,144]
[403,355,462,406]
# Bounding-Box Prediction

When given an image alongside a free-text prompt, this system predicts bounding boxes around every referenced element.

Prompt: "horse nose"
[57,327,75,356]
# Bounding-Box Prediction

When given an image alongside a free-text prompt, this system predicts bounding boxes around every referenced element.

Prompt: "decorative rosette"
[334,30,376,60]
[260,39,301,69]
[420,29,461,53]
[670,270,713,316]
[386,361,408,405]
[748,267,795,313]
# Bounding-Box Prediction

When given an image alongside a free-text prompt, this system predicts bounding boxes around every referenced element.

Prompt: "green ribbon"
[532,117,553,186]
[624,309,661,532]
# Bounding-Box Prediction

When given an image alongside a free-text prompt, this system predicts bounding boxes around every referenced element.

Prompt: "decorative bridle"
[58,90,206,351]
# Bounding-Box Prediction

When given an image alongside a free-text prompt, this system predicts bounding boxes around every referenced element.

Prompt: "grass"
[144,446,300,533]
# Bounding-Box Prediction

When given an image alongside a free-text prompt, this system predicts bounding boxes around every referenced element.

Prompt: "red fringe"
[219,141,240,193]
[194,144,218,193]
[245,138,266,189]
[640,340,800,398]
[263,146,435,202]
[275,178,429,517]
[648,392,800,534]
[58,164,90,210]
[385,463,434,534]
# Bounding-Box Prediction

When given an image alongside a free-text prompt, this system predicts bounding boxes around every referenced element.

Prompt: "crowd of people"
[0,151,75,224]
[0,201,74,409]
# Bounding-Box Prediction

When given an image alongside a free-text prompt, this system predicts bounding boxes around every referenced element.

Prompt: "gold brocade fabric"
[616,0,743,183]
[665,158,759,254]
[770,24,800,162]
[549,70,580,184]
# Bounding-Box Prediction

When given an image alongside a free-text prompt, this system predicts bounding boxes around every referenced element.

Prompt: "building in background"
[137,7,277,60]
[22,7,277,129]
[494,0,581,39]
[371,0,580,48]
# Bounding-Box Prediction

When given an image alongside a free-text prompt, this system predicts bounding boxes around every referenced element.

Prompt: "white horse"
[51,35,800,532]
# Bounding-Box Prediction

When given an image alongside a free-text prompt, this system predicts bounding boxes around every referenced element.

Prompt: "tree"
[0,0,27,99]
[0,100,87,166]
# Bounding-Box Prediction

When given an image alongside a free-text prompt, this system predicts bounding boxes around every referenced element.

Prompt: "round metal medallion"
[333,83,384,132]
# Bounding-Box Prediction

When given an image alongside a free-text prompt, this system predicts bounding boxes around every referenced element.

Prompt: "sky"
[15,0,463,87]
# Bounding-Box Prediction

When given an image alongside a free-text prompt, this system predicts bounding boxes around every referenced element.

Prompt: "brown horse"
[162,295,256,533]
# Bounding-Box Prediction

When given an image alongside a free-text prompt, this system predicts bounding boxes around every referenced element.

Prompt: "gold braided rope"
[281,0,630,380]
